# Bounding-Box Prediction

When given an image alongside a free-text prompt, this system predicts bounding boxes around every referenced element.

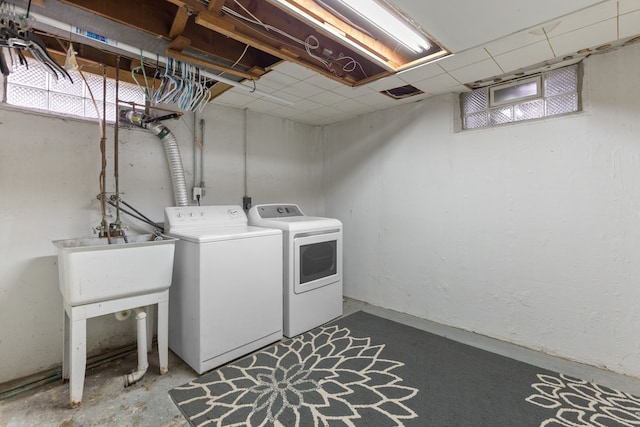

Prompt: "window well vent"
[381,84,424,100]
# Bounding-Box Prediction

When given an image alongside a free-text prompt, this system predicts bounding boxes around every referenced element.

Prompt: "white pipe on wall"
[15,6,294,106]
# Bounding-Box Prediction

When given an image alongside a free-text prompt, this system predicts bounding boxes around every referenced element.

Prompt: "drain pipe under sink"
[124,308,149,387]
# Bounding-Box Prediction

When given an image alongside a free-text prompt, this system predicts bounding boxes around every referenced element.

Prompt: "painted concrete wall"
[0,105,322,383]
[323,42,640,378]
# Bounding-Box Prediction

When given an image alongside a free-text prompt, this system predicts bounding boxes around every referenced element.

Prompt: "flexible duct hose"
[122,111,189,207]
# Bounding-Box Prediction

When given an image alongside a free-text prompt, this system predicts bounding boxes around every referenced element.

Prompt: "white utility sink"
[54,234,177,306]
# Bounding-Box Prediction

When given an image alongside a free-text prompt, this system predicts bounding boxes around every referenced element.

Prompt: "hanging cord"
[131,49,151,102]
[223,1,367,78]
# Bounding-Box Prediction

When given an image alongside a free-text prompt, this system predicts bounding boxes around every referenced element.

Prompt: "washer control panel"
[165,205,246,232]
[254,204,303,218]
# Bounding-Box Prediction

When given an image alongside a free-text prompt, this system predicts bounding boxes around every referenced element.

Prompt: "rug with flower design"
[169,311,638,426]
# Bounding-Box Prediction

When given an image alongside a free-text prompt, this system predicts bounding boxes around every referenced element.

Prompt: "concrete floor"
[2,298,640,426]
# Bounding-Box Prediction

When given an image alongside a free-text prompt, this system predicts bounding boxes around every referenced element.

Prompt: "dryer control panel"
[165,205,246,232]
[253,204,303,218]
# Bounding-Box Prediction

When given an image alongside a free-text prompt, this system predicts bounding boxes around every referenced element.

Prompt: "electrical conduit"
[123,110,189,207]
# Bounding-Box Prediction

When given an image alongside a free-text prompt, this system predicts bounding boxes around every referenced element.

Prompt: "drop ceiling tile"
[255,87,301,105]
[289,112,323,125]
[271,104,302,118]
[395,92,435,103]
[354,91,398,107]
[308,105,342,118]
[273,61,318,80]
[307,90,348,106]
[543,2,617,38]
[412,73,461,94]
[215,89,256,107]
[246,98,281,113]
[438,47,492,72]
[259,71,298,90]
[280,80,327,98]
[398,63,446,84]
[301,113,350,126]
[620,10,640,39]
[331,97,368,113]
[291,98,324,112]
[447,59,503,84]
[304,74,344,90]
[330,84,376,98]
[494,40,555,73]
[365,75,408,91]
[325,112,357,124]
[619,0,640,14]
[484,30,547,56]
[548,18,617,57]
[393,0,605,53]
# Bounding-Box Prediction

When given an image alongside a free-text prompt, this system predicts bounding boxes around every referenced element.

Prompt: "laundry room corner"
[0,102,325,385]
[321,42,640,380]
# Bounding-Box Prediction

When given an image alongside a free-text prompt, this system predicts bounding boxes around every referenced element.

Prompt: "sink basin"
[54,234,177,306]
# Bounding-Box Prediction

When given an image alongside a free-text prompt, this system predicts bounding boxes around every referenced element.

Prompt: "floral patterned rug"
[169,311,639,426]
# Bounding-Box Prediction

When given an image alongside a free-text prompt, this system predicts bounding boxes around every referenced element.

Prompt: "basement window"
[461,64,580,130]
[3,58,144,122]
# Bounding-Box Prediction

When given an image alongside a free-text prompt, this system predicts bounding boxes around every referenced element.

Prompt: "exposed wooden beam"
[207,0,225,15]
[167,48,264,80]
[167,35,192,52]
[61,0,176,39]
[207,82,233,99]
[166,0,206,13]
[195,7,380,85]
[169,5,190,39]
[59,0,269,70]
[269,0,406,68]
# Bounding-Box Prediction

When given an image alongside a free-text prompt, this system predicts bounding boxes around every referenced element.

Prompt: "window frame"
[460,63,582,131]
[2,58,145,123]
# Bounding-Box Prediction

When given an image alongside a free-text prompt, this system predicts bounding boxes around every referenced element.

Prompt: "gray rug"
[169,311,640,426]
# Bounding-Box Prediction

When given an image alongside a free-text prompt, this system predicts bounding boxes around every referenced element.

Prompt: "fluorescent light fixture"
[339,0,430,53]
[271,0,396,71]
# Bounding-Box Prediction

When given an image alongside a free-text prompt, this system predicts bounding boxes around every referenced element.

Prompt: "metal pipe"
[200,118,205,188]
[101,66,111,243]
[193,112,198,191]
[114,56,122,228]
[243,108,248,197]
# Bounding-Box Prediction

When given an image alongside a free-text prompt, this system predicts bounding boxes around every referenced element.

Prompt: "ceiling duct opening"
[381,84,423,99]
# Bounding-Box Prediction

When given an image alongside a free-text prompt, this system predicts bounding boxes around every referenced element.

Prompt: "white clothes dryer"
[165,205,282,374]
[248,204,342,337]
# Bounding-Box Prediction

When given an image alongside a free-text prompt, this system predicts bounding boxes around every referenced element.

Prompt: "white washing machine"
[248,204,342,337]
[164,205,282,374]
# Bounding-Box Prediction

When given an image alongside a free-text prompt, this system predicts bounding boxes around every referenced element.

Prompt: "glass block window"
[5,59,145,121]
[461,64,580,130]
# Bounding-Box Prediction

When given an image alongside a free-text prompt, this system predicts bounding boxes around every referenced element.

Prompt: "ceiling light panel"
[268,0,450,79]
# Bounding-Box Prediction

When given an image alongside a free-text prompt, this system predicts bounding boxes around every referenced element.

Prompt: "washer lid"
[167,225,281,243]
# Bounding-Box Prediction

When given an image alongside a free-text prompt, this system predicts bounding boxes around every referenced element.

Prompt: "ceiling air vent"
[381,84,424,100]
